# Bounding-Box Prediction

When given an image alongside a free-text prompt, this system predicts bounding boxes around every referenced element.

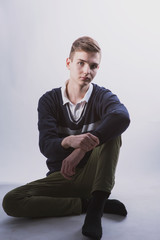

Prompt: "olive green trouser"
[2,136,122,218]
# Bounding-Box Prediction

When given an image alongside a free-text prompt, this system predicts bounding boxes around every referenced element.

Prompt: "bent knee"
[2,190,19,217]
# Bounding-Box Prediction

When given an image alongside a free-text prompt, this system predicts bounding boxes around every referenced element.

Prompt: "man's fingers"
[82,134,99,148]
[68,165,75,176]
[81,136,95,146]
[87,133,100,145]
[81,142,95,152]
[61,160,75,180]
[61,166,73,180]
[69,134,99,150]
[80,142,91,151]
[61,172,72,180]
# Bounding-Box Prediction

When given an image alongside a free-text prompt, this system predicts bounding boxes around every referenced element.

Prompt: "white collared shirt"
[61,80,93,121]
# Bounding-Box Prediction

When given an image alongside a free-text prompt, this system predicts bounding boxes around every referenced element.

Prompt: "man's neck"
[66,80,90,104]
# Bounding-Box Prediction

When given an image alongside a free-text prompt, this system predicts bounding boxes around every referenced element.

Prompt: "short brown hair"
[69,36,101,60]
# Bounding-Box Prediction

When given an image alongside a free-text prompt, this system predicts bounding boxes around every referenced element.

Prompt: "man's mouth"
[81,77,90,81]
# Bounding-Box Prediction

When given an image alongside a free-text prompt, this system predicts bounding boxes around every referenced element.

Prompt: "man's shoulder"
[39,87,61,101]
[92,83,119,103]
[92,83,112,96]
[38,87,63,109]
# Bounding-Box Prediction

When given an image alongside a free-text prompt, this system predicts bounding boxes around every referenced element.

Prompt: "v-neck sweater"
[38,83,130,175]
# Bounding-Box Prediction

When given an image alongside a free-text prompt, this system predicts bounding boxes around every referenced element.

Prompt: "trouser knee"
[95,135,122,160]
[102,135,122,151]
[2,191,18,217]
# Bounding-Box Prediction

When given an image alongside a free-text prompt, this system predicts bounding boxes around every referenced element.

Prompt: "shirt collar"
[61,80,93,105]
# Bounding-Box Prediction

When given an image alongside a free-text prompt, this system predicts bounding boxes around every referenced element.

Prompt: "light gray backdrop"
[0,0,160,184]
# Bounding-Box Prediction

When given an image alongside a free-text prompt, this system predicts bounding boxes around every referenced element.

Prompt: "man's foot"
[82,211,102,240]
[104,199,127,216]
[82,198,127,216]
[82,191,109,240]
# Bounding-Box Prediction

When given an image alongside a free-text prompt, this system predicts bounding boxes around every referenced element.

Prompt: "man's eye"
[91,64,98,69]
[78,62,84,66]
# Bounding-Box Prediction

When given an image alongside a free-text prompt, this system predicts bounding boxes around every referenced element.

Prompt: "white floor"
[0,174,160,240]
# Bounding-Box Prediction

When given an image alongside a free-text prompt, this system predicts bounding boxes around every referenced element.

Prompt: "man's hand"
[61,148,86,180]
[61,133,99,152]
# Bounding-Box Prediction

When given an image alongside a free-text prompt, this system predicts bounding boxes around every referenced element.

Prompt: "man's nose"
[83,64,91,74]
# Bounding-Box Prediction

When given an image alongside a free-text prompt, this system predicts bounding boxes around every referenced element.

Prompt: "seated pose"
[3,36,130,240]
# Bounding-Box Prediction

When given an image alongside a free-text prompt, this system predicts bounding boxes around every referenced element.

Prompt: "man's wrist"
[75,148,86,156]
[61,136,72,149]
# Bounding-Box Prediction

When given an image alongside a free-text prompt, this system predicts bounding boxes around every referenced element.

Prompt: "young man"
[3,36,130,240]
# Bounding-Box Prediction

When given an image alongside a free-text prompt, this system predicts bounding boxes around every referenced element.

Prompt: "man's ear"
[66,58,71,70]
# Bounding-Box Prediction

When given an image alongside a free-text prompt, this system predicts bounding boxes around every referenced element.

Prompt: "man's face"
[66,51,101,86]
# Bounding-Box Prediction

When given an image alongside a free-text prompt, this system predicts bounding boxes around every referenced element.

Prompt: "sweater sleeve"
[37,93,72,160]
[91,90,130,144]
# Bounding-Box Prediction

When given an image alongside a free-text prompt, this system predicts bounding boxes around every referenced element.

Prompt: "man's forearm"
[61,136,72,149]
[92,111,130,144]
[60,148,86,179]
[61,133,99,152]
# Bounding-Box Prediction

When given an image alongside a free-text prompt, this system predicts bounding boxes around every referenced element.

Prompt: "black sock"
[81,198,127,216]
[81,198,90,213]
[104,199,128,216]
[82,191,110,240]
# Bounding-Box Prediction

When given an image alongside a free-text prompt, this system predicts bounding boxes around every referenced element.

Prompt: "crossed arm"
[61,133,99,180]
[38,91,130,179]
